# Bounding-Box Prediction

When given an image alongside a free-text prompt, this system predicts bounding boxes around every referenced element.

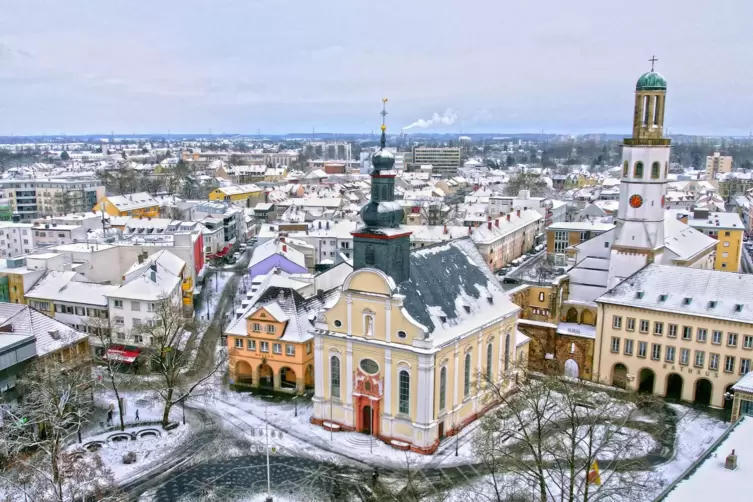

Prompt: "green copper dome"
[636,71,667,91]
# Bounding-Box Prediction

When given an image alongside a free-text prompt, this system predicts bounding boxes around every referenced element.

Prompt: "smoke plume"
[403,109,458,130]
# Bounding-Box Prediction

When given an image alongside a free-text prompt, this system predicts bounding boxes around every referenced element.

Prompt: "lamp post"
[453,422,459,456]
[292,395,298,417]
[181,400,186,425]
[330,399,334,441]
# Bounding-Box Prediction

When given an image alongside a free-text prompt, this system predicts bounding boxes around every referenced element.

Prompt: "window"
[286,344,295,356]
[260,341,269,353]
[626,318,636,331]
[639,320,649,333]
[247,339,256,350]
[651,344,661,360]
[133,334,143,343]
[613,316,622,329]
[538,292,545,302]
[611,337,620,353]
[722,252,729,258]
[668,324,678,338]
[624,339,634,355]
[131,301,141,311]
[680,348,690,366]
[334,320,342,328]
[634,161,644,178]
[728,333,738,347]
[741,359,751,375]
[399,370,410,414]
[114,316,124,326]
[267,325,276,334]
[397,330,407,339]
[695,350,705,368]
[117,332,125,341]
[132,318,142,327]
[306,342,312,354]
[273,343,282,354]
[554,231,568,253]
[683,298,692,305]
[659,294,668,302]
[725,356,735,373]
[682,327,692,340]
[486,343,493,380]
[504,333,511,371]
[697,328,708,343]
[114,300,123,309]
[365,245,376,265]
[723,241,730,247]
[331,356,341,398]
[252,323,261,332]
[638,341,647,358]
[744,335,753,349]
[235,338,243,348]
[651,161,660,179]
[665,346,675,362]
[725,231,731,237]
[654,322,664,336]
[463,353,472,398]
[439,367,447,410]
[712,330,723,345]
[710,353,720,370]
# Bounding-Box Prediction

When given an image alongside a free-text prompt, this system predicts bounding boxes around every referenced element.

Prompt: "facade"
[471,210,543,271]
[408,147,462,178]
[0,222,37,258]
[310,115,522,454]
[208,184,265,207]
[594,264,753,409]
[546,221,615,263]
[681,208,744,272]
[489,190,567,227]
[705,152,733,179]
[730,371,753,420]
[0,178,105,221]
[97,192,160,218]
[248,238,308,279]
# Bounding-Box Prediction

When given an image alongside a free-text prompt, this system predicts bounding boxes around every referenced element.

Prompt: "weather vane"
[380,97,388,132]
[649,55,658,72]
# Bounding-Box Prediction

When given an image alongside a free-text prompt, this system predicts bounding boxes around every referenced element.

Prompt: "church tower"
[612,58,669,255]
[352,99,412,283]
[608,59,670,287]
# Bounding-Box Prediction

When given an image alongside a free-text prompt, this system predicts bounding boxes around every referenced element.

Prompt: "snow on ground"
[69,424,192,483]
[654,404,728,484]
[195,270,235,323]
[94,388,182,426]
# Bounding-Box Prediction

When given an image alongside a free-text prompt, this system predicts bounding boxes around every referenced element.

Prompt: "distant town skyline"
[1,0,751,137]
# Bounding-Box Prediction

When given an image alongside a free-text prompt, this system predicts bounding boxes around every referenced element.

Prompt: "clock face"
[629,194,643,208]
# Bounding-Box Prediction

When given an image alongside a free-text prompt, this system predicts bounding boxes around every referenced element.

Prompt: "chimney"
[468,226,472,235]
[487,221,492,230]
[725,449,738,470]
[317,289,324,301]
[516,209,521,217]
[495,219,499,227]
[487,215,492,222]
[282,244,287,252]
[138,254,144,264]
[150,269,156,282]
[507,214,511,222]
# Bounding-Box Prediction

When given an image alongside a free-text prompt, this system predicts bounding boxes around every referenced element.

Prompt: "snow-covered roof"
[548,221,615,232]
[249,239,306,269]
[732,371,753,394]
[0,303,88,357]
[26,271,118,306]
[124,250,185,279]
[106,192,159,211]
[215,184,263,196]
[109,257,182,301]
[598,264,753,325]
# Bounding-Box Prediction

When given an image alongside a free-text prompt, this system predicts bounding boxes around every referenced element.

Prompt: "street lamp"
[292,395,298,417]
[453,422,459,456]
[181,400,186,425]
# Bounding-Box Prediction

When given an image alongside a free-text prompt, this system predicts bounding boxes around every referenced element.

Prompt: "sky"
[0,0,751,137]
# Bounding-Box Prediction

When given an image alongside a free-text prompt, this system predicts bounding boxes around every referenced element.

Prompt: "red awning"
[207,245,231,260]
[105,346,141,364]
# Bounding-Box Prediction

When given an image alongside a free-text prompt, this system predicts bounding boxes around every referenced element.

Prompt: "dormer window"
[708,301,717,309]
[735,304,744,313]
[487,296,494,305]
[636,292,644,300]
[463,305,471,314]
[683,298,692,306]
[439,315,447,324]
[659,294,668,302]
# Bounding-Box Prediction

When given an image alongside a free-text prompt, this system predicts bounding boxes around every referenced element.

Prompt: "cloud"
[403,109,458,130]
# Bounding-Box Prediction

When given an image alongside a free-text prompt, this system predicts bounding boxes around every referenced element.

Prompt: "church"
[309,105,526,453]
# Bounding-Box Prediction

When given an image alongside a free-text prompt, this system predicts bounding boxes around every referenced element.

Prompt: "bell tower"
[609,58,670,286]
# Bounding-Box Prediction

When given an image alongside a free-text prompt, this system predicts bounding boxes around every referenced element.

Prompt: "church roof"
[636,71,667,91]
[396,238,518,336]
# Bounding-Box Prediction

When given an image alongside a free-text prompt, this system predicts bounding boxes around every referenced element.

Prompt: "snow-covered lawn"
[68,424,192,483]
[93,388,183,426]
[195,270,235,323]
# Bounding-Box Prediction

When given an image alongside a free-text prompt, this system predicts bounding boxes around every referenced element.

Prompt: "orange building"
[225,286,324,394]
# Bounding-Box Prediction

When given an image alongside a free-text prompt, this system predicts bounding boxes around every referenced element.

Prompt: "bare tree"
[86,316,129,431]
[0,359,117,502]
[139,296,225,427]
[471,373,667,502]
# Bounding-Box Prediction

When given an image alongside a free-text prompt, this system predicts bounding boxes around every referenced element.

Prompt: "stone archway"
[665,373,683,401]
[580,310,594,326]
[304,364,314,389]
[694,378,713,406]
[235,360,253,385]
[612,363,628,389]
[638,368,655,394]
[280,367,297,389]
[565,307,578,323]
[259,363,273,388]
[564,359,580,379]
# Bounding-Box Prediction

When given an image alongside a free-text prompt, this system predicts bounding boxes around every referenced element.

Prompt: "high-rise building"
[705,152,733,179]
[0,179,105,221]
[408,146,461,178]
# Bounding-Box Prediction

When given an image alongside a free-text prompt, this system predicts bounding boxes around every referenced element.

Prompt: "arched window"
[381,185,389,201]
[439,367,447,410]
[486,343,494,381]
[398,370,410,414]
[622,161,629,177]
[463,353,472,398]
[634,162,644,179]
[330,356,341,399]
[651,161,660,179]
[365,245,375,265]
[504,333,511,372]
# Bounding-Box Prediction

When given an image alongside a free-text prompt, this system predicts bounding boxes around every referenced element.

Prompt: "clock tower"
[612,58,669,255]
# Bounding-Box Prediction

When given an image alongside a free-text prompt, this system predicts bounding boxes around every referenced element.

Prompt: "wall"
[715,229,743,272]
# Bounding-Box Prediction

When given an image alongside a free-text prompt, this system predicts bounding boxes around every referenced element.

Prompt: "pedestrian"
[135,409,140,421]
[106,409,113,426]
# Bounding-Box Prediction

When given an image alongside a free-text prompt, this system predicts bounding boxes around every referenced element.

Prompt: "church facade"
[310,107,524,453]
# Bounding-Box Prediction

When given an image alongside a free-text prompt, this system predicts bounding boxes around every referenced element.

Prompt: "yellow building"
[594,264,753,409]
[225,287,317,394]
[681,208,744,272]
[96,192,160,218]
[0,260,46,304]
[208,184,265,207]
